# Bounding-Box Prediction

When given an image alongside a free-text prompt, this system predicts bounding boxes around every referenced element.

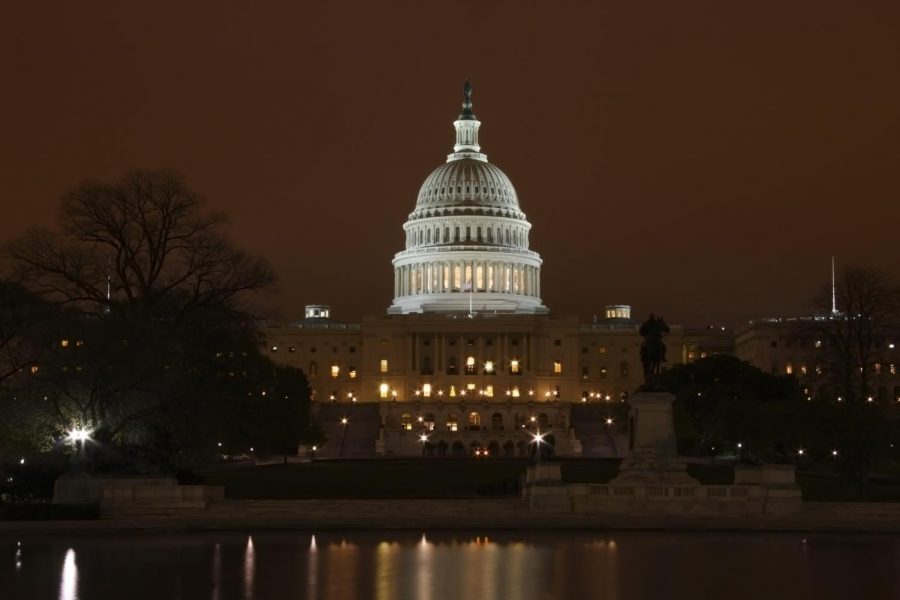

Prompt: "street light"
[530,429,546,462]
[340,417,348,425]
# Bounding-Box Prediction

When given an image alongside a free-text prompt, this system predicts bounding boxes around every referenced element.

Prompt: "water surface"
[3,530,900,599]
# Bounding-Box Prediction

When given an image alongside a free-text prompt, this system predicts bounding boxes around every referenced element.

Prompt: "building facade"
[263,84,731,457]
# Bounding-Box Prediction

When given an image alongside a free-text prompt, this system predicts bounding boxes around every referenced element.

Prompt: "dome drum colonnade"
[389,82,547,315]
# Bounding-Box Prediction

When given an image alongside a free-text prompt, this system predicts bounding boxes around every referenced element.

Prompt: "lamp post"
[530,429,545,462]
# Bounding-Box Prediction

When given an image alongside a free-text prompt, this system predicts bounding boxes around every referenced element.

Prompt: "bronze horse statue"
[639,314,669,385]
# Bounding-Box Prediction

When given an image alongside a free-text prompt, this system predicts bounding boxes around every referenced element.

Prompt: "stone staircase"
[313,403,381,458]
[570,405,622,457]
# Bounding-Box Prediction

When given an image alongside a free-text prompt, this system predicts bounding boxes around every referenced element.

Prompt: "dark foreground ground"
[198,458,900,502]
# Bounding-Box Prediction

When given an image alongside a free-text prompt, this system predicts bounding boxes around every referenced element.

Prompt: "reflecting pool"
[3,531,900,599]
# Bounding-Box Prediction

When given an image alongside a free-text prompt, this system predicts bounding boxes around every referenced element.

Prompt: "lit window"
[288,346,296,353]
[598,346,607,354]
[331,365,339,378]
[511,386,520,397]
[700,352,708,359]
[688,352,695,361]
[271,345,278,353]
[891,364,897,375]
[484,385,493,397]
[467,383,476,390]
[449,385,457,397]
[380,359,388,373]
[484,360,494,374]
[423,383,432,397]
[581,366,589,379]
[599,366,607,379]
[30,365,39,374]
[468,412,481,427]
[800,364,807,375]
[349,368,357,379]
[815,340,822,348]
[466,356,476,374]
[401,413,413,430]
[60,339,69,348]
[553,361,562,374]
[510,359,520,374]
[786,362,793,375]
[75,340,84,347]
[379,383,389,398]
[446,414,458,431]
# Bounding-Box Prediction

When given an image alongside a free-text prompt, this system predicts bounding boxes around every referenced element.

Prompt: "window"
[288,346,296,353]
[815,340,822,348]
[598,346,607,354]
[554,339,561,346]
[581,366,589,379]
[484,385,494,397]
[60,339,69,348]
[511,386,520,398]
[380,359,388,373]
[581,347,588,354]
[379,383,389,398]
[447,357,458,375]
[349,368,357,379]
[620,361,629,379]
[491,413,503,431]
[466,356,476,374]
[599,366,607,379]
[270,345,278,353]
[800,364,808,375]
[423,413,435,431]
[349,347,356,354]
[446,413,458,431]
[331,365,340,379]
[423,383,432,397]
[468,412,481,428]
[510,359,520,374]
[400,413,413,431]
[484,360,494,374]
[553,361,562,374]
[309,361,318,377]
[785,362,793,375]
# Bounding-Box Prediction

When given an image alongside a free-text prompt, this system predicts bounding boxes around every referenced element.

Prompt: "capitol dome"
[388,82,547,315]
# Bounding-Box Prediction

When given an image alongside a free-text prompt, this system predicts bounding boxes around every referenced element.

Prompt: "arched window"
[491,413,503,431]
[444,227,450,242]
[454,226,460,242]
[400,413,413,431]
[476,226,482,241]
[423,413,435,431]
[466,356,476,374]
[515,413,527,429]
[446,413,458,431]
[505,229,510,244]
[487,228,493,242]
[435,228,440,243]
[465,226,471,241]
[426,229,431,243]
[468,411,481,429]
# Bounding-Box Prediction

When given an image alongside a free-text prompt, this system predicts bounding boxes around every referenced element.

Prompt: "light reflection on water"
[1,531,899,600]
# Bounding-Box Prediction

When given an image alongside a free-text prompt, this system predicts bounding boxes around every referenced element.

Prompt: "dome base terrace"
[388,291,548,315]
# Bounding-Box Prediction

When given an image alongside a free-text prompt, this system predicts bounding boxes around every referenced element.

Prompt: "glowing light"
[832,449,839,457]
[605,418,613,425]
[67,428,91,443]
[484,361,494,373]
[418,433,429,443]
[311,445,317,451]
[797,448,805,456]
[59,548,78,600]
[19,458,25,465]
[529,415,536,422]
[737,442,743,449]
[423,383,432,397]
[340,417,348,425]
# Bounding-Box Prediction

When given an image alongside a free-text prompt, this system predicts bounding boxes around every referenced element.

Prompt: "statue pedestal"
[612,391,697,485]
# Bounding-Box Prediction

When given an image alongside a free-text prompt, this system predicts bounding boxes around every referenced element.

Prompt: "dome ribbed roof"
[410,159,526,221]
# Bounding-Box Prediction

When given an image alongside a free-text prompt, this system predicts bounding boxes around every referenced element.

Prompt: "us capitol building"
[264,83,730,458]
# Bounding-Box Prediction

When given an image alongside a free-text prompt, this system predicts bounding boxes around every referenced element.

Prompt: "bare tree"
[6,169,274,321]
[809,267,900,495]
[2,170,277,452]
